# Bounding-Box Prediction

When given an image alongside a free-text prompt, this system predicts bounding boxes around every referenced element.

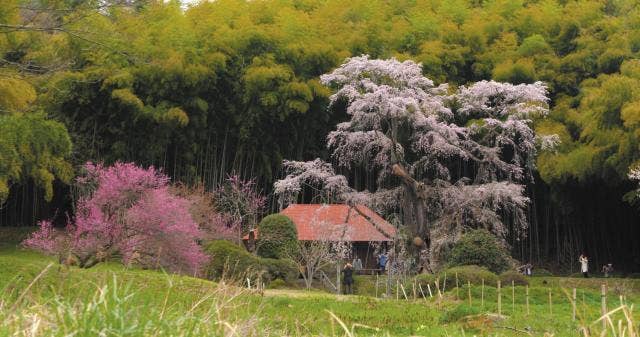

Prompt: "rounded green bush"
[414,265,498,291]
[263,258,299,283]
[499,270,529,286]
[205,240,257,280]
[535,268,553,276]
[443,265,499,287]
[205,240,298,284]
[267,279,288,289]
[256,214,298,259]
[447,229,511,273]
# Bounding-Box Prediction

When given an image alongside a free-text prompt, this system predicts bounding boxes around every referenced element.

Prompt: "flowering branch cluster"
[24,162,208,275]
[275,55,555,270]
[213,175,266,237]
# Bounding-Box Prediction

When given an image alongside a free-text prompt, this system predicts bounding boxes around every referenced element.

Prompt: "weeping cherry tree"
[275,56,555,271]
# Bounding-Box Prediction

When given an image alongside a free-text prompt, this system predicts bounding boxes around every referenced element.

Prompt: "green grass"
[0,242,638,336]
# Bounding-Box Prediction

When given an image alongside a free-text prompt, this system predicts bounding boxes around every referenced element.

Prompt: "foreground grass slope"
[1,241,638,336]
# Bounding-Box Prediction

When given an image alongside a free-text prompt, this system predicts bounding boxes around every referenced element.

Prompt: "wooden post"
[467,280,471,306]
[336,263,341,295]
[455,272,459,300]
[396,279,399,300]
[525,285,530,315]
[619,295,624,307]
[247,278,251,289]
[400,284,409,300]
[601,284,607,330]
[426,283,433,298]
[419,283,427,300]
[481,279,485,308]
[375,274,379,298]
[413,280,417,300]
[511,280,515,313]
[443,273,447,292]
[548,288,552,315]
[435,278,442,298]
[572,288,577,321]
[497,280,502,316]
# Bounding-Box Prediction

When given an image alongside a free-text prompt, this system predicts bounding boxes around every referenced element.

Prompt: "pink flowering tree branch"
[214,175,266,241]
[24,162,208,275]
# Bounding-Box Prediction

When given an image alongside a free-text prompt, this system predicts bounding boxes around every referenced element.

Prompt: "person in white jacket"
[579,254,589,278]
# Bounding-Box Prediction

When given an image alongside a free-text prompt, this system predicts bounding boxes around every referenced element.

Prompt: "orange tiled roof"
[245,204,396,242]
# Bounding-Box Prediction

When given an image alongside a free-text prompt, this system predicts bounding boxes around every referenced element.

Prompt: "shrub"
[205,240,258,280]
[414,265,498,292]
[267,279,288,289]
[447,229,511,273]
[443,265,499,287]
[263,258,298,283]
[414,273,437,291]
[535,268,553,276]
[23,162,207,275]
[256,214,297,259]
[205,240,298,283]
[440,304,481,323]
[499,270,529,286]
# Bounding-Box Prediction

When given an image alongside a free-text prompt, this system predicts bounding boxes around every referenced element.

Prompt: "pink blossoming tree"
[274,56,554,271]
[24,162,208,275]
[214,175,266,241]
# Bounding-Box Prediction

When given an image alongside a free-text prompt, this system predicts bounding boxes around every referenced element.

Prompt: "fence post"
[497,280,502,316]
[443,272,447,292]
[400,283,409,300]
[512,280,515,313]
[455,272,459,300]
[548,288,552,315]
[481,279,485,308]
[336,263,341,295]
[396,279,399,300]
[467,280,472,306]
[525,285,530,315]
[426,283,433,298]
[375,274,379,298]
[572,288,577,321]
[601,284,607,330]
[413,280,417,300]
[419,283,427,300]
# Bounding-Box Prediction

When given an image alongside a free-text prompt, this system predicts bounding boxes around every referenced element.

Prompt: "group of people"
[340,252,390,294]
[519,254,614,278]
[517,263,534,276]
[342,252,615,295]
[578,254,614,278]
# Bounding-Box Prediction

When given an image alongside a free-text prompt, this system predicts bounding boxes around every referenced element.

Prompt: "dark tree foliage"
[256,214,297,259]
[447,229,511,273]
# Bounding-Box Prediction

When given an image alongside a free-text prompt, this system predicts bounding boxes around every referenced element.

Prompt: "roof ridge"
[352,205,395,240]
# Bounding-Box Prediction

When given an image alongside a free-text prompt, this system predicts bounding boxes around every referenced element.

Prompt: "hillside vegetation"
[1,240,639,336]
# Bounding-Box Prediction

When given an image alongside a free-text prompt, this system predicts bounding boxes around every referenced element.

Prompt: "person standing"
[352,257,363,272]
[579,254,589,278]
[342,263,354,294]
[602,263,613,278]
[378,252,388,274]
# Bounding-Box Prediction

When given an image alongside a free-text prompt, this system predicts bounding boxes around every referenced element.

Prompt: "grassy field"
[0,238,638,336]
